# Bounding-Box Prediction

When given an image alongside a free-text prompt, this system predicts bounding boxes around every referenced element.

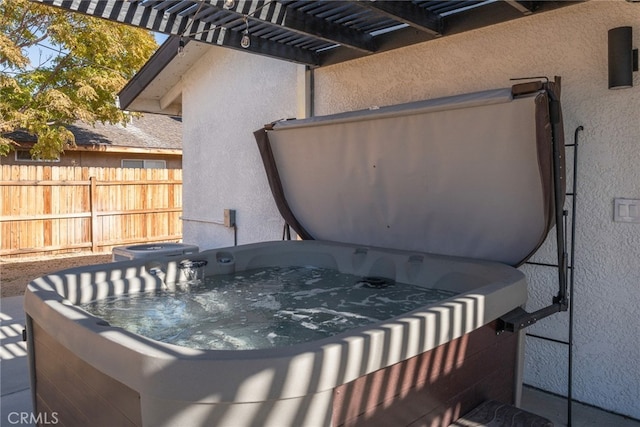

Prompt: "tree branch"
[19,52,73,113]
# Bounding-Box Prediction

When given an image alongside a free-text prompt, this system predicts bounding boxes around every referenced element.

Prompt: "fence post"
[90,176,98,252]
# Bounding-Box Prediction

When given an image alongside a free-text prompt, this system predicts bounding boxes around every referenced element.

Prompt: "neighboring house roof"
[69,114,182,150]
[7,114,182,155]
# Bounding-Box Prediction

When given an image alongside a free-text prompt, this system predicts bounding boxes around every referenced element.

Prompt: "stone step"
[450,400,553,427]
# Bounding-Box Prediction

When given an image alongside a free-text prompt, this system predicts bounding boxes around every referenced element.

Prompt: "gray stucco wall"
[181,0,639,419]
[181,47,298,249]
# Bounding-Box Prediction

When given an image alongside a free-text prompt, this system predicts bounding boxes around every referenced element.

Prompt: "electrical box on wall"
[224,209,236,227]
[614,198,640,223]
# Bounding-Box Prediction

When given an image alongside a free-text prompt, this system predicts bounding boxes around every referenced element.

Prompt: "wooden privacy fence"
[0,165,182,258]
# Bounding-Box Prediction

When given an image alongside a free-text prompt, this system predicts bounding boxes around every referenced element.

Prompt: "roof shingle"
[5,114,182,151]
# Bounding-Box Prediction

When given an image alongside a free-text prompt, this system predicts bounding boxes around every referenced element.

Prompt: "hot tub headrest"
[255,79,564,266]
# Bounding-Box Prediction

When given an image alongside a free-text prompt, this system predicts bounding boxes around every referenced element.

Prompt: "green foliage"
[0,0,157,159]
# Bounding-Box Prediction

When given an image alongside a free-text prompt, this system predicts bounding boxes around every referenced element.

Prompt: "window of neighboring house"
[121,159,166,169]
[15,149,60,162]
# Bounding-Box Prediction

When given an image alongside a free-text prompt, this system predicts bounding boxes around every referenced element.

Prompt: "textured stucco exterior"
[181,47,299,249]
[181,0,639,419]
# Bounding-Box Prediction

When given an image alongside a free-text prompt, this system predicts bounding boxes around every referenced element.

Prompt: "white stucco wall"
[180,0,639,419]
[311,1,639,419]
[181,47,299,250]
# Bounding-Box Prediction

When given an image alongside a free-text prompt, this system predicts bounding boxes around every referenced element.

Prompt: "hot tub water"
[80,266,457,351]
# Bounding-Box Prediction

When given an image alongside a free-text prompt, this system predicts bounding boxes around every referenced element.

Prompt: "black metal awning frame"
[34,0,579,68]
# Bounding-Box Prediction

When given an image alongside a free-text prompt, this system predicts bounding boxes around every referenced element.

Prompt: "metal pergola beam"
[442,1,570,36]
[224,27,320,65]
[505,1,537,15]
[36,0,321,66]
[356,1,443,36]
[318,25,438,67]
[32,0,582,68]
[189,1,376,53]
[279,5,376,53]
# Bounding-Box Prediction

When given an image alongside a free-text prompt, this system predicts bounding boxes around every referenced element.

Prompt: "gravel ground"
[0,253,113,298]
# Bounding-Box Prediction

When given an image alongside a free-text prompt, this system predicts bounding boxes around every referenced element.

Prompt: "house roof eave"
[119,37,211,115]
[68,145,182,156]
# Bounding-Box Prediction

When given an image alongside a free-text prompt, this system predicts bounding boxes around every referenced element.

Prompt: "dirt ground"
[0,253,113,298]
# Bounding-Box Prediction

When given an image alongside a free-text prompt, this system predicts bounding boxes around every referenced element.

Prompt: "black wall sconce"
[608,26,638,89]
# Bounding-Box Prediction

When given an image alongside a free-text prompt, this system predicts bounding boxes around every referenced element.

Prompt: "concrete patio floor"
[2,295,639,426]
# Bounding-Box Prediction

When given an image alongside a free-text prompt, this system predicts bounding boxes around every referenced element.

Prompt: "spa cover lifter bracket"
[497,77,569,334]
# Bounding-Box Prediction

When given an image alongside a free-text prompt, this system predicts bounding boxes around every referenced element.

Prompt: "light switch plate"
[614,198,640,223]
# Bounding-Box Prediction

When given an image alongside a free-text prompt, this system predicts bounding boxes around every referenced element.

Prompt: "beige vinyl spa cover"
[255,81,564,266]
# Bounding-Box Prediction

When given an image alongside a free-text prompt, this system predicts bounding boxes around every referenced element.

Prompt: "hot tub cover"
[255,80,564,266]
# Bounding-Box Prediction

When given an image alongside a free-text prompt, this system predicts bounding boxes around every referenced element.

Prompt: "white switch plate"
[614,198,640,223]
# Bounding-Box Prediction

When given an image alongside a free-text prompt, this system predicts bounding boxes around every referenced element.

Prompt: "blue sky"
[21,31,169,71]
[154,32,168,44]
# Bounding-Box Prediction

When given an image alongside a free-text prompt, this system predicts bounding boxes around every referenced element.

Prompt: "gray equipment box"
[112,243,199,261]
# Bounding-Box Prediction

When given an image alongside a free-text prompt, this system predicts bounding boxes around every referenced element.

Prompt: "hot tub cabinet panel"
[28,320,518,427]
[331,321,519,427]
[30,320,143,427]
[25,240,527,427]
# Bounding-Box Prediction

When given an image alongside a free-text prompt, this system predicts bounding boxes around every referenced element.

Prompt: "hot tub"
[25,79,564,426]
[25,240,526,427]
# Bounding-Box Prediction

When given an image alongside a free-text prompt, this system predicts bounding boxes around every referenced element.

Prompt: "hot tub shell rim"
[24,239,527,412]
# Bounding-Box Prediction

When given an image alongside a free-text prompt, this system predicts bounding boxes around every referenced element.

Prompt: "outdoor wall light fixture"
[608,26,638,89]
